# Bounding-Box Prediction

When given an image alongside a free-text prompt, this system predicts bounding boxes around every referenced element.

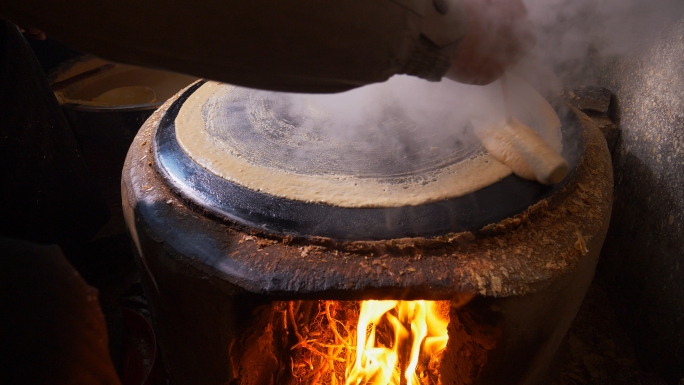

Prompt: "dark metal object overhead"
[154,81,583,241]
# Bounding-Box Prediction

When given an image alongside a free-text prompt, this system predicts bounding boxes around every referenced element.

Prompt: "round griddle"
[154,81,583,240]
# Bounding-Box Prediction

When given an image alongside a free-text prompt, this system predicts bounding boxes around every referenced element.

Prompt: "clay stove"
[122,80,613,385]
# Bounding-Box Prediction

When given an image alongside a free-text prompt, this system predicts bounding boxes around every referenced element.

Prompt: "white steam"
[278,77,496,172]
[518,0,684,92]
[275,0,684,172]
[287,75,495,139]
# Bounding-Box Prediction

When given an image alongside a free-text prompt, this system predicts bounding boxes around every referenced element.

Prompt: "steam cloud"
[519,0,684,92]
[272,0,684,173]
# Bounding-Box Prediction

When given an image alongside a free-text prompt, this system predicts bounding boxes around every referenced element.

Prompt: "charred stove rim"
[151,81,583,241]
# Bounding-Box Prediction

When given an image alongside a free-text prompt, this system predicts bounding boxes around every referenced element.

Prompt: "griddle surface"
[154,82,583,240]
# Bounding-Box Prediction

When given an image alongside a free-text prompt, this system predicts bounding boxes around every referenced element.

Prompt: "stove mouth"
[153,81,584,241]
[232,299,490,385]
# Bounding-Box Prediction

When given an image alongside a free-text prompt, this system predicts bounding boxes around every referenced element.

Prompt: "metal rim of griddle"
[153,81,584,241]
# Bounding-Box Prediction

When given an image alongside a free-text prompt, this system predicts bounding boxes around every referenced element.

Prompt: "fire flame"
[345,301,449,385]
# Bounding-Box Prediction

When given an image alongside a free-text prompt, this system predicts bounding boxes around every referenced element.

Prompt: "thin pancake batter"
[175,78,560,208]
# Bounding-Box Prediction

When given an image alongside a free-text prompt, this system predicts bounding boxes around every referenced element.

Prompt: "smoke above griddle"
[271,0,684,174]
[274,76,503,175]
[519,0,684,92]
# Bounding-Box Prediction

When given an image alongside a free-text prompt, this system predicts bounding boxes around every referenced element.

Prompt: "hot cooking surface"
[153,81,583,240]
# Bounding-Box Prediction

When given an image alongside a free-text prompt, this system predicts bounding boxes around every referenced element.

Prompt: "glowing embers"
[289,300,449,385]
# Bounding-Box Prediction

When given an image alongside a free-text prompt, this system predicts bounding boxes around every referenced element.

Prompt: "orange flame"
[345,301,449,385]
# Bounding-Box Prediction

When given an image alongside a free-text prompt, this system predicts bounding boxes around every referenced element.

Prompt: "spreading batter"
[175,78,561,208]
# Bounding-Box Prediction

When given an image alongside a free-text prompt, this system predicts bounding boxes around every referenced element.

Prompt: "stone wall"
[589,17,684,384]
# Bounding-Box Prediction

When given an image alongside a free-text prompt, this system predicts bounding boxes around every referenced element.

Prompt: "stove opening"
[230,300,501,385]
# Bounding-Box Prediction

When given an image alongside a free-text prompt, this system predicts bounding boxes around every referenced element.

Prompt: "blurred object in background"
[0,20,109,247]
[50,57,197,179]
